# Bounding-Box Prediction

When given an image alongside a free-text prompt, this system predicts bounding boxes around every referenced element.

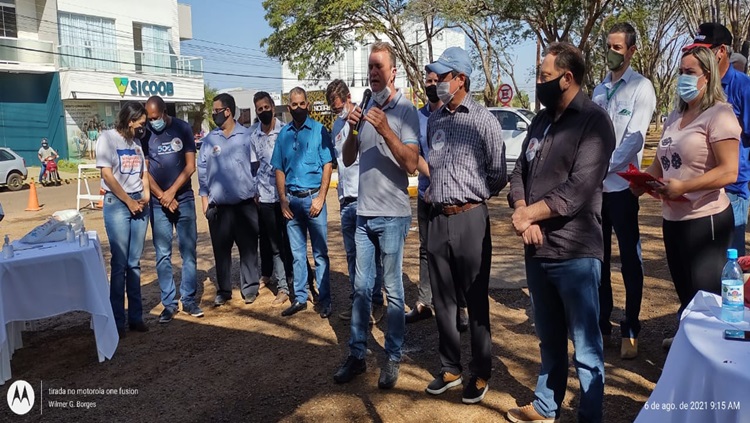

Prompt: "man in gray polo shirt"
[333,41,420,390]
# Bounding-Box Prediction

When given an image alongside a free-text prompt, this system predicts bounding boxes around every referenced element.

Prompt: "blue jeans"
[150,199,198,310]
[349,215,410,362]
[286,192,330,306]
[103,191,149,330]
[727,192,749,256]
[525,257,605,423]
[340,200,384,305]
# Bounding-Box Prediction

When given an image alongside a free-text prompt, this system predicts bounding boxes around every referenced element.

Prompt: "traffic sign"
[497,84,514,106]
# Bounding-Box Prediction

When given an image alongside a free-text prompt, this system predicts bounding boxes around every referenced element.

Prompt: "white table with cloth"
[635,291,750,423]
[0,232,118,385]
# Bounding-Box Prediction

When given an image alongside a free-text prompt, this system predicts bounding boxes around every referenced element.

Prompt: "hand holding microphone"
[350,89,372,136]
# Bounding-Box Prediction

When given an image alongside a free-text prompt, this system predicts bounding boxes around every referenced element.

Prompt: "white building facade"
[56,0,203,160]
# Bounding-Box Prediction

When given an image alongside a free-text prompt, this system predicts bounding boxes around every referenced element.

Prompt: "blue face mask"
[676,74,704,103]
[150,118,166,132]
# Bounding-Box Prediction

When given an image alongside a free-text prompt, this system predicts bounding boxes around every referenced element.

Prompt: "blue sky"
[181,0,538,99]
[179,0,283,92]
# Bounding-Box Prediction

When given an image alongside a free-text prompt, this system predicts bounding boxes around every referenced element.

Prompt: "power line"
[3,43,330,82]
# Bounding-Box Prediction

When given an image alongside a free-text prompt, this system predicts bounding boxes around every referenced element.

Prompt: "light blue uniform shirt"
[332,116,359,200]
[271,116,334,192]
[197,121,257,205]
[251,118,283,203]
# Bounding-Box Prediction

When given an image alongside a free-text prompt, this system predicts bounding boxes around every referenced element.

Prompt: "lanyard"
[606,79,625,103]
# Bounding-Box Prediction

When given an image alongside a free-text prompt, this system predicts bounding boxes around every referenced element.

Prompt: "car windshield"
[518,109,536,121]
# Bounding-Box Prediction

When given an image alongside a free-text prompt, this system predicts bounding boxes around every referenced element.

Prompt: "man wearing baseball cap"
[422,46,506,404]
[686,23,750,255]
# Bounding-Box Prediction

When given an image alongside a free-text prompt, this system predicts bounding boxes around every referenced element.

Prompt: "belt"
[341,196,357,206]
[289,188,319,198]
[434,202,483,216]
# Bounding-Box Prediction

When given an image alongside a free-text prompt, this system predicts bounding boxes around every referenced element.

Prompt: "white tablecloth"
[635,291,750,423]
[0,232,118,384]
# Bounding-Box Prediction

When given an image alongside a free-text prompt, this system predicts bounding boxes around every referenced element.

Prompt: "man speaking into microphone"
[333,41,420,390]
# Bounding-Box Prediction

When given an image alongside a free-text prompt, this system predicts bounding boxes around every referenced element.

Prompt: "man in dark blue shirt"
[144,96,203,322]
[271,87,334,318]
[685,23,750,255]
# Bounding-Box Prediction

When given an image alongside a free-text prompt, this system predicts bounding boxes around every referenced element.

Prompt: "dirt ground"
[0,168,692,423]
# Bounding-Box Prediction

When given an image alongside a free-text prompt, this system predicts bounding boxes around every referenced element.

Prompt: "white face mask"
[338,105,350,120]
[372,86,392,106]
[437,81,457,104]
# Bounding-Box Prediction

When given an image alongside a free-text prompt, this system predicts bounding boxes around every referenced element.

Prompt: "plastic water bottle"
[721,248,745,323]
[78,226,89,248]
[2,235,13,259]
[65,223,75,243]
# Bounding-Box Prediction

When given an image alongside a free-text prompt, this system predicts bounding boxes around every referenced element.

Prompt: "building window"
[0,0,17,38]
[360,44,369,87]
[58,12,117,71]
[133,23,171,75]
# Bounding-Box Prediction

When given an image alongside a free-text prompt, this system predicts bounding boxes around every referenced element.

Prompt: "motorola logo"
[6,380,34,415]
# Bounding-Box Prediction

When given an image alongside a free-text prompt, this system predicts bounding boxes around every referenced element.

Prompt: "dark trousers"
[258,202,293,293]
[663,205,734,316]
[416,197,432,306]
[207,200,260,300]
[600,189,644,339]
[427,204,492,380]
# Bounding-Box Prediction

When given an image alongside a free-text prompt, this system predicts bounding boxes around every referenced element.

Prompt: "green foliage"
[204,84,218,131]
[261,0,366,81]
[511,91,531,109]
[56,160,77,172]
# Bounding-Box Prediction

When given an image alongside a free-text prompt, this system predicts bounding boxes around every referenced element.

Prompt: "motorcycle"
[42,158,62,186]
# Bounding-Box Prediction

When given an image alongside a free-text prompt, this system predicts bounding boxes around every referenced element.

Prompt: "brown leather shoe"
[621,337,638,359]
[507,404,559,422]
[272,292,289,307]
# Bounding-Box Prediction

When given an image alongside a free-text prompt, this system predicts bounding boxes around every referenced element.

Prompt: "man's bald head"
[146,96,166,114]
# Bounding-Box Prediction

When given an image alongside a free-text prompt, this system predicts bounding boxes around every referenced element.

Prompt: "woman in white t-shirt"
[633,47,741,348]
[96,101,151,338]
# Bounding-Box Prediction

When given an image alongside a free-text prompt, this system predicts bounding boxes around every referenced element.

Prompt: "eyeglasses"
[212,107,227,114]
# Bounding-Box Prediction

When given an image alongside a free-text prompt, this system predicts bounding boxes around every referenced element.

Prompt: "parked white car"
[487,107,536,175]
[0,147,28,191]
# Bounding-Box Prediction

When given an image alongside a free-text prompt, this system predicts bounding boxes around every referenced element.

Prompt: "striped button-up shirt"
[427,95,507,204]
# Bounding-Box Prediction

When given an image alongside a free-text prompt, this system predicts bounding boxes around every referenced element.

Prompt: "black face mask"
[212,111,228,128]
[426,85,440,103]
[258,110,274,126]
[290,107,308,124]
[134,126,146,139]
[536,74,565,110]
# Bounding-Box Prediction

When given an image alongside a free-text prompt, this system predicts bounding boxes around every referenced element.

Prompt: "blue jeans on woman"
[525,257,605,423]
[286,192,330,307]
[103,191,149,330]
[349,215,411,362]
[150,198,198,311]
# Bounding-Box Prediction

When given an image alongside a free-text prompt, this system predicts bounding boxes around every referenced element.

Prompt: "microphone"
[352,89,372,136]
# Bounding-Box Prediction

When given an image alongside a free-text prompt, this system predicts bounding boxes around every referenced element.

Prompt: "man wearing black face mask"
[507,42,615,423]
[591,23,656,360]
[271,87,335,318]
[197,93,262,308]
[250,91,293,307]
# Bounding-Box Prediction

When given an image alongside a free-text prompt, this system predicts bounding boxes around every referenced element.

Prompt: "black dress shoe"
[405,305,433,324]
[333,356,366,384]
[128,322,149,332]
[319,305,332,319]
[281,301,307,317]
[214,295,229,307]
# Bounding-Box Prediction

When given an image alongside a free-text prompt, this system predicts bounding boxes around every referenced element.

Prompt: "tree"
[261,0,446,100]
[510,90,531,109]
[187,84,218,134]
[678,0,750,54]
